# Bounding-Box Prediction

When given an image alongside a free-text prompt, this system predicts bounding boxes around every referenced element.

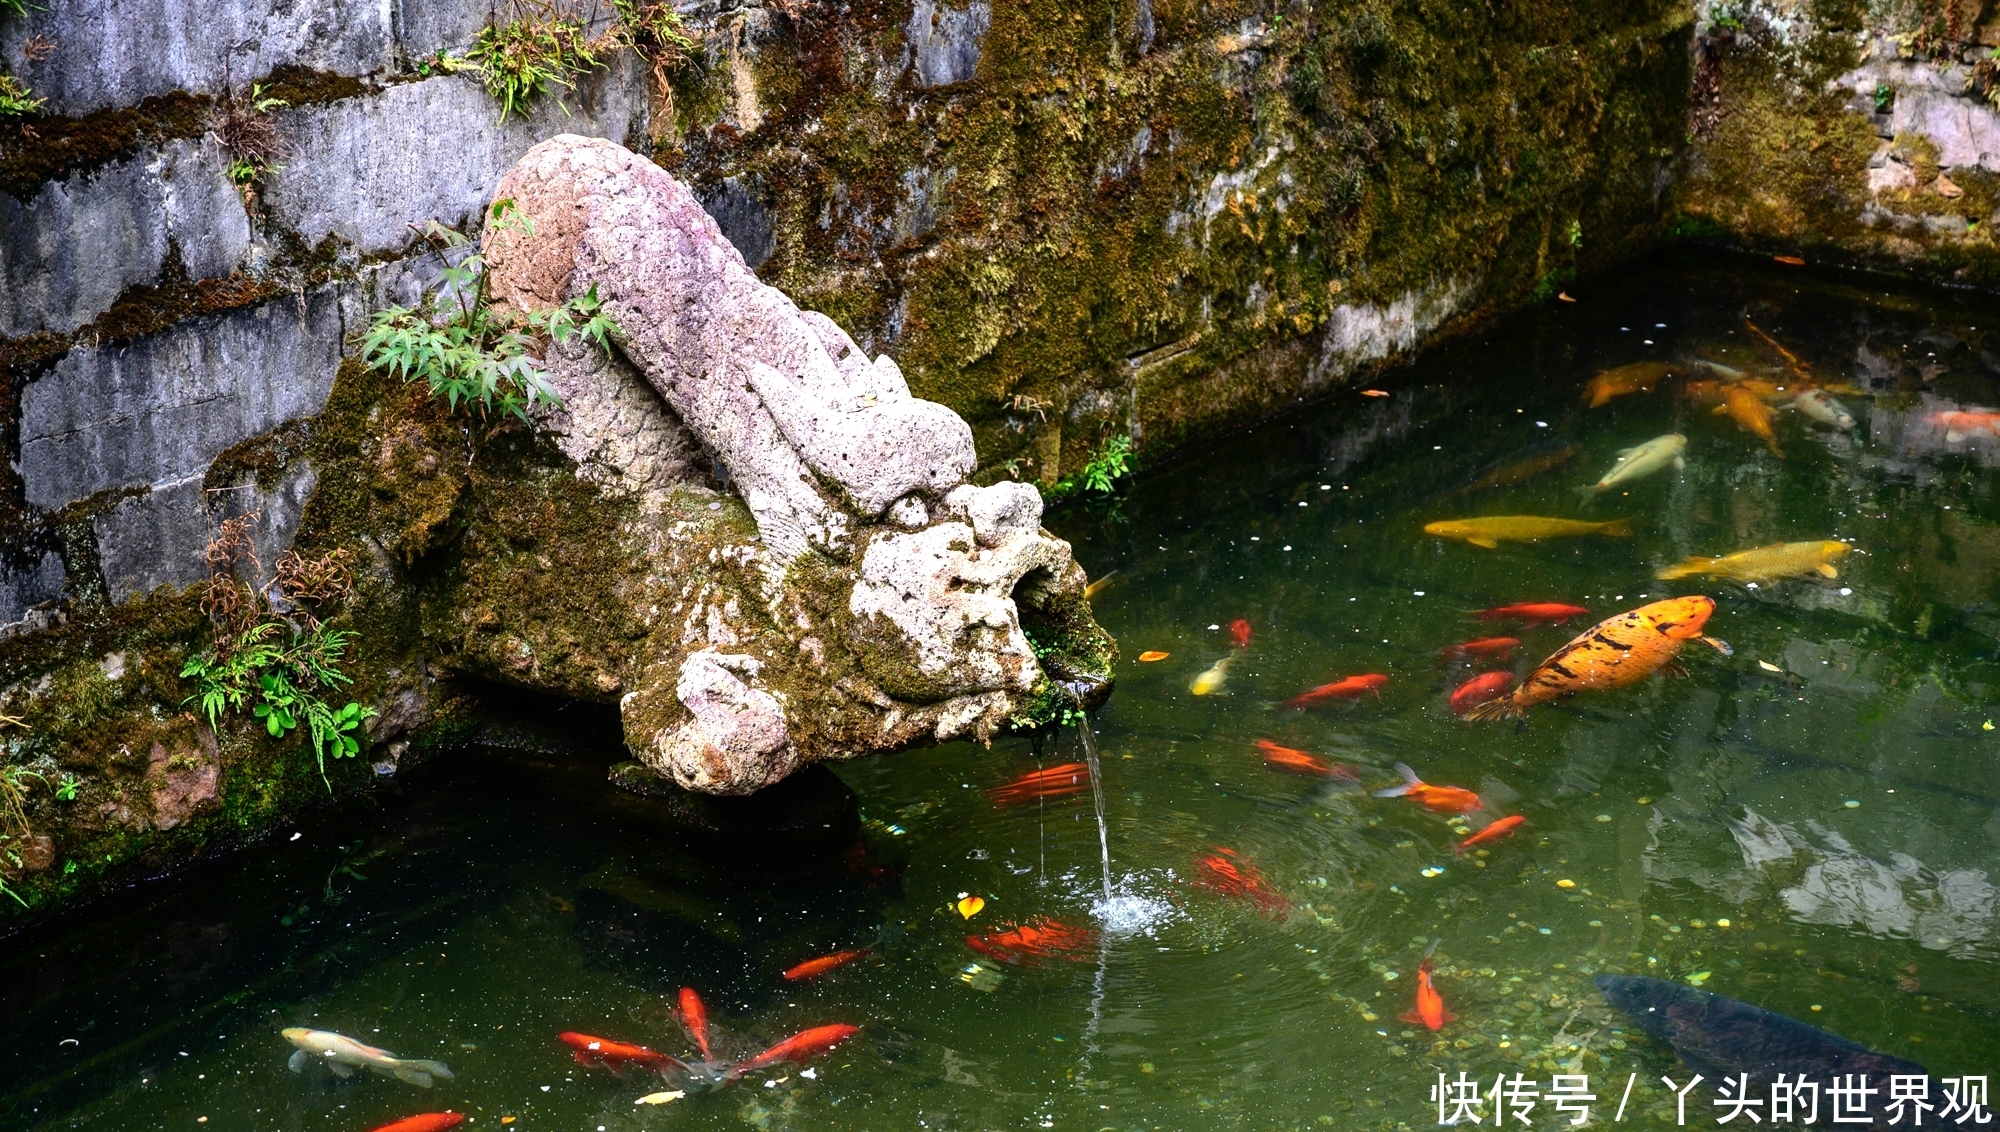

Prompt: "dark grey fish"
[1441,438,1583,497]
[1597,975,1927,1126]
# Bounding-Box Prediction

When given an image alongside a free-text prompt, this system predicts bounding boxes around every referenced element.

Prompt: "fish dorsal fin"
[1468,537,1499,549]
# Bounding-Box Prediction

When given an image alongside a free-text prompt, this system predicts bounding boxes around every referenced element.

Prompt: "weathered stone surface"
[265,71,646,259]
[0,139,250,338]
[906,0,991,88]
[478,135,1108,792]
[19,288,346,512]
[0,551,65,629]
[93,475,208,603]
[0,0,395,117]
[697,176,775,270]
[1309,279,1476,390]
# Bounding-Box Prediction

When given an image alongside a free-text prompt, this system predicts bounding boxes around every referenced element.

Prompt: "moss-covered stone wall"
[671,0,1694,484]
[1671,0,2000,283]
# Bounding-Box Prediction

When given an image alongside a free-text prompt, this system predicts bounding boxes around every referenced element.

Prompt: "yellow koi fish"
[1714,385,1783,458]
[1423,515,1634,550]
[1463,597,1731,720]
[1190,653,1236,695]
[1584,362,1674,408]
[1656,540,1851,583]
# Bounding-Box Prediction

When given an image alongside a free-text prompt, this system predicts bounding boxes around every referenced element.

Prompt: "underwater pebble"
[1844,800,1861,809]
[1717,918,1732,928]
[1595,814,1611,822]
[1556,879,1575,889]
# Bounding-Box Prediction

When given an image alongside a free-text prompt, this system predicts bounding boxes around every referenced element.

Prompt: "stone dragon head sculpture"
[478,135,1114,794]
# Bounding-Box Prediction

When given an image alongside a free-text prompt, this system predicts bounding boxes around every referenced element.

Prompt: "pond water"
[8,250,2000,1130]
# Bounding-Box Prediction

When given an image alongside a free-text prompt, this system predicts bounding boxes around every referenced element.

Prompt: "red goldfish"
[1471,602,1588,626]
[1449,671,1516,715]
[1399,943,1456,1031]
[1192,847,1288,916]
[368,1117,464,1132]
[1254,739,1358,780]
[1931,410,2000,442]
[965,918,1099,965]
[725,1024,860,1081]
[1374,763,1482,813]
[1456,814,1526,856]
[1286,674,1388,708]
[677,987,713,1061]
[559,1032,684,1075]
[989,763,1089,806]
[782,949,869,981]
[1438,636,1520,662]
[1229,619,1253,648]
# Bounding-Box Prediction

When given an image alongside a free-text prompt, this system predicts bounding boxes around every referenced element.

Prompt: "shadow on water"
[0,693,877,1123]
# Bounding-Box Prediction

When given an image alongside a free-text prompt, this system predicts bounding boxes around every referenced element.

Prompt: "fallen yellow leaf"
[1137,651,1170,662]
[636,1090,686,1105]
[1360,389,1390,397]
[957,895,986,919]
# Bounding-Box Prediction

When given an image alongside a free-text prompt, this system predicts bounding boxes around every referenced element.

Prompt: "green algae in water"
[7,252,2000,1128]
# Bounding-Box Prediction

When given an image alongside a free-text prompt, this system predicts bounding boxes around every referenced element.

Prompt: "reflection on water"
[7,251,2000,1129]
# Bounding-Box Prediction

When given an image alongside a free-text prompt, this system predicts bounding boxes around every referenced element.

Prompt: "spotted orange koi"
[1462,596,1730,721]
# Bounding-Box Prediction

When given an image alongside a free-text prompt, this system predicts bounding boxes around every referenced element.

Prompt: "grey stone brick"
[19,288,348,512]
[0,139,250,338]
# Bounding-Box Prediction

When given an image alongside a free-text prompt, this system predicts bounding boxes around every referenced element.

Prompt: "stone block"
[0,0,394,118]
[93,476,208,603]
[906,0,990,88]
[0,550,65,628]
[20,287,348,512]
[265,69,647,259]
[0,139,250,338]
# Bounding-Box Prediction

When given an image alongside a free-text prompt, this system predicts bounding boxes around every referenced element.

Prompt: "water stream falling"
[1066,685,1115,906]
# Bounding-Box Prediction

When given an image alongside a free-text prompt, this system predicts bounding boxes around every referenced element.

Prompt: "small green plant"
[1565,218,1584,249]
[466,1,603,122]
[1875,81,1896,113]
[0,763,46,907]
[53,773,78,802]
[211,81,288,206]
[362,210,618,423]
[1048,435,1135,500]
[0,72,43,117]
[0,0,38,15]
[180,515,375,790]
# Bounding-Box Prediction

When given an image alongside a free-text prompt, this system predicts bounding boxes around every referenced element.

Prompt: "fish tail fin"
[1397,1008,1424,1025]
[1573,484,1600,502]
[1372,763,1422,797]
[1423,937,1441,960]
[1599,517,1635,537]
[406,1059,453,1080]
[1703,636,1734,656]
[1459,697,1520,723]
[1453,841,1467,858]
[391,1068,435,1088]
[1655,559,1703,580]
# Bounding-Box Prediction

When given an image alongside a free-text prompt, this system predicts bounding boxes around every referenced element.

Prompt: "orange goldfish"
[782,949,870,981]
[1715,384,1784,457]
[724,1024,860,1081]
[1229,619,1253,648]
[1583,361,1673,408]
[1374,763,1482,813]
[676,988,713,1061]
[1137,650,1170,662]
[966,918,1099,965]
[1773,254,1806,266]
[1399,943,1457,1031]
[559,1032,685,1075]
[1743,317,1812,380]
[1470,602,1588,626]
[1192,847,1288,916]
[989,763,1089,806]
[1455,814,1526,856]
[1438,636,1520,662]
[1463,596,1730,721]
[368,1116,465,1132]
[1448,671,1515,715]
[1286,674,1388,708]
[1931,410,2000,442]
[1254,739,1358,780]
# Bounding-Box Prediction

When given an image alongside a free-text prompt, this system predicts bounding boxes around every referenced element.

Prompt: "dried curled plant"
[201,512,264,646]
[273,548,355,629]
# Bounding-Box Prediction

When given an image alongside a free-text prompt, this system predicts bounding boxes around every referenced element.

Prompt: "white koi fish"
[1579,434,1686,496]
[282,1027,455,1087]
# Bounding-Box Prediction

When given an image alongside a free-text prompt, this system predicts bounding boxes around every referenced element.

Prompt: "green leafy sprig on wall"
[179,515,375,790]
[362,205,619,424]
[453,0,698,123]
[1046,434,1134,502]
